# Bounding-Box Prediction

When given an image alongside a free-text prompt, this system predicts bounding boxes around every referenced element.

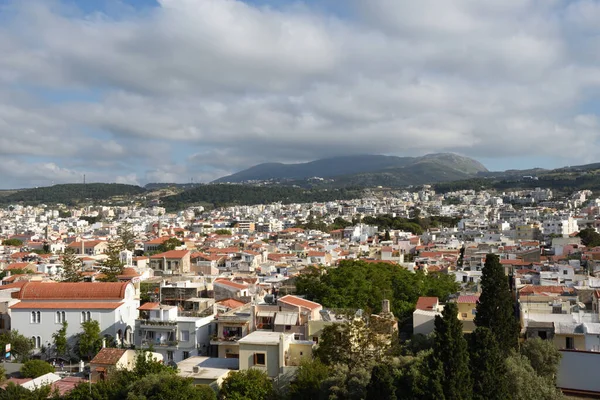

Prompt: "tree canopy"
[20,360,55,378]
[296,260,459,324]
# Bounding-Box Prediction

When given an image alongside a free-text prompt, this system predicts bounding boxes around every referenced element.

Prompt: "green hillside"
[0,183,146,206]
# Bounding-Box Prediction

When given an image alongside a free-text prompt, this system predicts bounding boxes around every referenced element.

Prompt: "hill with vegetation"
[0,183,146,206]
[213,153,488,185]
[159,184,364,211]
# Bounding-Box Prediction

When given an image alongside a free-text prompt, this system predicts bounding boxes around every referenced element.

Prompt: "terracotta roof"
[216,298,246,309]
[520,285,574,295]
[214,279,248,290]
[307,251,326,257]
[90,348,127,365]
[416,297,439,311]
[5,262,34,271]
[67,240,104,248]
[457,295,480,304]
[500,259,532,266]
[10,302,124,309]
[15,281,129,300]
[145,237,172,245]
[149,250,190,259]
[138,302,160,311]
[278,295,322,311]
[51,377,85,396]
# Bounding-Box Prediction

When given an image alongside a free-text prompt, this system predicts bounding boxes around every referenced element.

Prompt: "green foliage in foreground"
[20,360,55,379]
[295,260,459,324]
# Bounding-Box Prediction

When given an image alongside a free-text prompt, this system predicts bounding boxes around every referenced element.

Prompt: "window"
[180,330,190,342]
[30,311,41,324]
[56,311,66,324]
[461,313,468,318]
[167,351,174,361]
[285,325,291,331]
[81,311,92,322]
[253,353,266,366]
[183,351,190,360]
[563,270,568,275]
[31,336,41,349]
[313,336,319,344]
[566,337,575,350]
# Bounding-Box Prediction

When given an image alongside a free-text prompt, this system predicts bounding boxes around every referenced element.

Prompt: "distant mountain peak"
[213,153,488,185]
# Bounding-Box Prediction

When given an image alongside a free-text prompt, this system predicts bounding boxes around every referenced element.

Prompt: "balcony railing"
[137,319,177,327]
[141,339,179,347]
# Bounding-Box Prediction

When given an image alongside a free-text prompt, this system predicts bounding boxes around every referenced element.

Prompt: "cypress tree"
[431,302,472,400]
[469,327,509,400]
[366,364,396,400]
[474,254,520,352]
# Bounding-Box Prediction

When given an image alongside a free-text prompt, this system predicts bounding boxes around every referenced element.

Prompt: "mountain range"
[213,153,488,186]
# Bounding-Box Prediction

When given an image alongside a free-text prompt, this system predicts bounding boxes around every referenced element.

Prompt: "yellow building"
[456,295,479,334]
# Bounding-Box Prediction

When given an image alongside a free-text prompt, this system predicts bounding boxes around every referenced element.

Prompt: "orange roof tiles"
[216,298,246,309]
[90,348,127,365]
[5,262,34,271]
[214,279,248,290]
[278,295,321,310]
[149,250,190,259]
[416,297,438,311]
[15,281,129,300]
[138,302,160,311]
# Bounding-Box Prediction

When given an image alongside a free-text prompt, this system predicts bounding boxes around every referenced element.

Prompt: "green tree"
[0,365,6,384]
[61,248,83,282]
[474,254,519,352]
[469,327,508,400]
[78,320,101,360]
[20,360,55,378]
[520,337,562,384]
[366,364,396,400]
[0,330,33,362]
[99,240,125,282]
[52,321,69,359]
[505,353,563,400]
[158,237,183,252]
[431,302,472,400]
[0,382,52,400]
[288,358,330,400]
[214,229,232,235]
[218,369,273,400]
[322,363,371,400]
[118,222,136,252]
[127,372,213,400]
[1,238,22,246]
[134,350,176,376]
[314,317,392,370]
[576,227,600,247]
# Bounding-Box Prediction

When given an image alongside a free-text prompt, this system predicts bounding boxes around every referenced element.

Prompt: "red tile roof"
[90,348,127,365]
[67,240,104,248]
[15,281,129,300]
[214,279,248,290]
[457,295,480,304]
[216,298,246,309]
[149,250,190,259]
[416,297,438,311]
[519,285,574,295]
[10,302,124,309]
[6,262,34,271]
[278,295,322,311]
[138,302,160,311]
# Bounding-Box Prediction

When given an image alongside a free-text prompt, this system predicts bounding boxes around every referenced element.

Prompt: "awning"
[275,312,299,326]
[257,311,275,318]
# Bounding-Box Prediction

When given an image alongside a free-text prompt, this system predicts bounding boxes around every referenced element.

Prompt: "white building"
[9,281,139,352]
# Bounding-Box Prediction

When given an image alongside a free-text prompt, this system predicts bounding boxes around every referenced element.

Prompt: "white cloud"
[0,0,600,187]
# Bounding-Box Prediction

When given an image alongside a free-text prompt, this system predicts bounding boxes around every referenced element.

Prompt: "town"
[0,184,596,398]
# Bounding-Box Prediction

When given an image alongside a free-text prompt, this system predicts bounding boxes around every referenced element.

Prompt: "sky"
[1,0,600,189]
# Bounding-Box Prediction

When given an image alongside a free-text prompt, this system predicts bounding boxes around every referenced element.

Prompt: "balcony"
[137,319,177,329]
[141,339,179,348]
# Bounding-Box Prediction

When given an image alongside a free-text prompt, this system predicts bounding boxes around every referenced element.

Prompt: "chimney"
[382,299,390,314]
[102,338,106,349]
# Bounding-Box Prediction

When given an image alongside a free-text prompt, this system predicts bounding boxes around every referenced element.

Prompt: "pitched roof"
[216,298,246,309]
[90,348,127,365]
[149,250,190,259]
[415,297,438,311]
[10,302,124,310]
[457,295,480,304]
[278,295,322,311]
[6,262,34,271]
[138,302,160,311]
[67,240,104,248]
[214,279,248,290]
[14,281,129,300]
